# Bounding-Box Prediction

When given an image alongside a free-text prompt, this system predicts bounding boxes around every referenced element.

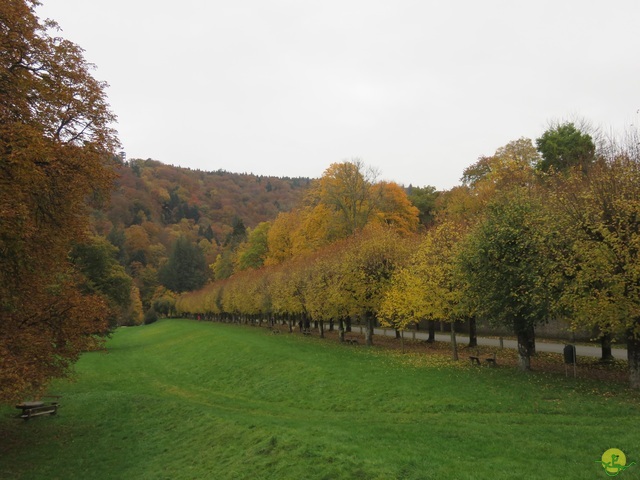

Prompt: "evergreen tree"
[159,236,209,293]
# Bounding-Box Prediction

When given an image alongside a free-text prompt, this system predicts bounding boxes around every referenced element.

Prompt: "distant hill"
[96,158,310,244]
[86,158,311,316]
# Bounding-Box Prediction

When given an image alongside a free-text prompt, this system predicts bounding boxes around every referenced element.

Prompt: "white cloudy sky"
[37,0,640,190]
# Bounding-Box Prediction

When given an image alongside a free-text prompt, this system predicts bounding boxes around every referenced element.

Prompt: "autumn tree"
[0,1,119,401]
[341,225,412,346]
[211,249,235,281]
[458,188,554,370]
[304,246,348,338]
[300,241,368,339]
[461,138,539,197]
[264,161,419,267]
[549,153,640,387]
[380,220,467,358]
[264,210,300,265]
[370,181,420,235]
[418,221,469,357]
[378,264,427,349]
[316,159,377,235]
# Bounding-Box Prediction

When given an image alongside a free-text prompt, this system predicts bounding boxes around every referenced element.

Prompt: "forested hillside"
[83,158,312,326]
[101,159,310,242]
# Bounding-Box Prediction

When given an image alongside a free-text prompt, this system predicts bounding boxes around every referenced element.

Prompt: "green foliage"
[153,295,176,317]
[144,306,159,325]
[71,236,132,311]
[460,190,553,329]
[211,249,235,281]
[458,188,555,369]
[236,221,270,271]
[535,122,595,173]
[406,185,439,226]
[159,236,209,293]
[225,216,247,246]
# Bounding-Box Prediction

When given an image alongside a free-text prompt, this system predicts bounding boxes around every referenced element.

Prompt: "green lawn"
[1,319,639,479]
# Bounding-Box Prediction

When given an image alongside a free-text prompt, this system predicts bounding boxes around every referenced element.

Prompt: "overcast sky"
[37,0,640,190]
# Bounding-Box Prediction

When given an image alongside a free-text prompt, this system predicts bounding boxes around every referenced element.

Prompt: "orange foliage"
[0,1,117,401]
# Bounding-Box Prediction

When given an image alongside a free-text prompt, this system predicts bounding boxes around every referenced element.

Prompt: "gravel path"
[347,326,627,361]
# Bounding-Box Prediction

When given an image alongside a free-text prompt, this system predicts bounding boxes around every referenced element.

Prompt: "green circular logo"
[598,448,635,477]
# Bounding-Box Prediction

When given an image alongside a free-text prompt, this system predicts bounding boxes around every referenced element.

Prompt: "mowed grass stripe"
[1,319,638,480]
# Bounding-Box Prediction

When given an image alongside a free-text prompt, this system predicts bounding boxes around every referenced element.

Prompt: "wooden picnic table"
[15,400,59,420]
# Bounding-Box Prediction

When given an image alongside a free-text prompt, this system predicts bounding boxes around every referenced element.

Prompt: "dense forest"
[85,158,313,326]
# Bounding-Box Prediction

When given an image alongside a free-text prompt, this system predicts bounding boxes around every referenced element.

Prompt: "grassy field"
[1,319,639,479]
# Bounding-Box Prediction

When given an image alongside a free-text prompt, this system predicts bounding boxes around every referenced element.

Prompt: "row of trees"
[178,127,640,388]
[177,224,415,345]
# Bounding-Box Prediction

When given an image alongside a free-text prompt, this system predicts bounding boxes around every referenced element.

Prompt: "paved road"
[349,326,627,361]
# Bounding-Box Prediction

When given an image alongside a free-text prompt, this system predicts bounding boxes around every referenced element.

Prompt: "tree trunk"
[527,324,536,354]
[395,328,401,339]
[627,328,640,388]
[319,320,325,339]
[450,324,458,361]
[427,320,435,343]
[600,332,614,362]
[338,318,345,343]
[346,316,352,333]
[516,328,535,370]
[364,313,374,346]
[468,316,478,348]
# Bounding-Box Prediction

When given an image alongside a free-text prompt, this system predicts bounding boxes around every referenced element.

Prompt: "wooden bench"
[345,337,359,345]
[15,401,59,420]
[469,353,497,366]
[302,329,312,336]
[271,329,280,335]
[484,353,497,366]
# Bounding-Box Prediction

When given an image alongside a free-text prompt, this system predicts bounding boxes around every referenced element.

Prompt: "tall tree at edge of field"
[0,0,119,402]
